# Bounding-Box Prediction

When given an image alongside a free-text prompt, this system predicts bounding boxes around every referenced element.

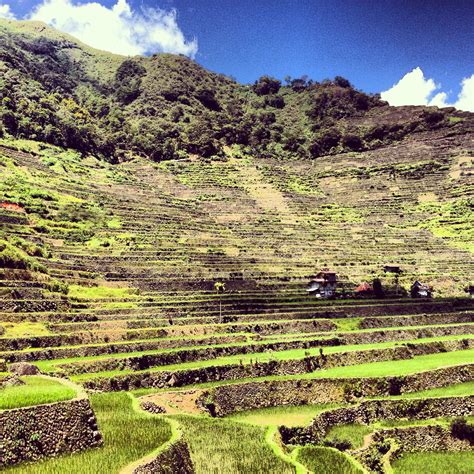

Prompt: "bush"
[264,95,285,109]
[342,133,364,151]
[451,418,474,444]
[253,76,281,96]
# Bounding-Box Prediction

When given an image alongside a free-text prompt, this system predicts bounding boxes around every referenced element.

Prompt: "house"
[354,282,374,297]
[383,265,402,274]
[410,281,432,298]
[465,285,474,299]
[307,270,337,298]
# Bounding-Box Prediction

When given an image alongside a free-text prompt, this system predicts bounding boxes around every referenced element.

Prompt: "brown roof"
[355,282,373,292]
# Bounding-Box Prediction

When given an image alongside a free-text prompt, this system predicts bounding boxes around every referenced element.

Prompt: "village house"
[354,281,374,298]
[465,285,474,299]
[307,270,337,298]
[410,281,432,298]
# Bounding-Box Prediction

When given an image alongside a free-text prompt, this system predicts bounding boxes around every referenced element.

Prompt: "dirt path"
[140,389,206,415]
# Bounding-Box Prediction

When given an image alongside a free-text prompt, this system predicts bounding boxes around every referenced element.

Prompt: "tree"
[253,76,281,96]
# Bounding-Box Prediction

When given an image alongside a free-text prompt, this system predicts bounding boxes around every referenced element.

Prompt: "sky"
[0,0,473,111]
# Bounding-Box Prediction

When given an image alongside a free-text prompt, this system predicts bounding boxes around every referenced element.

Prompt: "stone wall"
[133,439,195,474]
[58,336,473,376]
[200,365,473,416]
[0,398,102,467]
[300,395,474,443]
[355,425,472,473]
[82,340,473,392]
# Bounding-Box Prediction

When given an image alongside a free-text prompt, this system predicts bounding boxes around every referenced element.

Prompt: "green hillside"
[0,19,473,474]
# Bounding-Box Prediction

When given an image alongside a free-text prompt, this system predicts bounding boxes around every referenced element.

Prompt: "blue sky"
[1,0,473,109]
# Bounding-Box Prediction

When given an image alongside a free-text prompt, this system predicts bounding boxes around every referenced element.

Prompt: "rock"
[1,374,25,387]
[141,401,166,414]
[9,362,40,375]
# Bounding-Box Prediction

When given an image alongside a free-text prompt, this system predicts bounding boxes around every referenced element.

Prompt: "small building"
[307,270,337,298]
[465,285,474,299]
[354,282,374,297]
[384,265,402,274]
[410,281,432,298]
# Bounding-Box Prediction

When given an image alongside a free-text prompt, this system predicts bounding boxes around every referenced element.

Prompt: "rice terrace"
[0,4,474,474]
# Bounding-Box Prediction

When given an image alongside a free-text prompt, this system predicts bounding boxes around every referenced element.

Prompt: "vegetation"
[4,393,171,473]
[0,376,76,409]
[392,451,474,474]
[173,415,293,473]
[296,446,364,473]
[325,423,373,449]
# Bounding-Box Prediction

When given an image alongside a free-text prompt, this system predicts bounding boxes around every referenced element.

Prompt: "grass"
[325,423,373,448]
[228,403,340,427]
[129,348,474,395]
[295,446,364,474]
[392,451,474,474]
[4,393,171,473]
[71,345,474,384]
[395,381,474,399]
[308,349,474,379]
[173,414,293,473]
[1,322,50,338]
[67,284,138,300]
[0,376,76,409]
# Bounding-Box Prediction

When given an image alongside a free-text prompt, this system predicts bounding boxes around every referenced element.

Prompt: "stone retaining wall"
[199,365,473,416]
[355,425,472,473]
[0,398,102,467]
[296,395,474,443]
[132,439,195,474]
[58,336,473,376]
[82,340,473,392]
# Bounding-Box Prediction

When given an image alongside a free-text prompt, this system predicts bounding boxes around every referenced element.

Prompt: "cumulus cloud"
[455,75,474,112]
[381,67,438,106]
[382,67,474,112]
[6,0,197,57]
[0,3,15,19]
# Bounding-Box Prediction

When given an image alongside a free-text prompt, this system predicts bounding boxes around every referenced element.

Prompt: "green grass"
[0,376,76,409]
[71,344,474,384]
[173,415,293,473]
[228,403,340,427]
[67,284,137,300]
[392,451,474,474]
[309,349,474,379]
[325,423,373,449]
[1,322,50,338]
[295,446,364,474]
[4,393,171,474]
[395,381,474,399]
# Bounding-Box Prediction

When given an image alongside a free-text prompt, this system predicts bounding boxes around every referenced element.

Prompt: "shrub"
[342,133,364,151]
[264,95,285,109]
[253,76,281,96]
[451,418,474,444]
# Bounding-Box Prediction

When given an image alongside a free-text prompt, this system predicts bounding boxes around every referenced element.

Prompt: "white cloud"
[22,0,197,57]
[455,75,474,112]
[0,3,15,19]
[382,67,474,112]
[381,67,438,106]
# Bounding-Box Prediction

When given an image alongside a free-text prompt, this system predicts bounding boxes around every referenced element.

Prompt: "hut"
[354,282,374,298]
[307,270,337,298]
[410,281,432,298]
[383,265,401,274]
[465,285,474,299]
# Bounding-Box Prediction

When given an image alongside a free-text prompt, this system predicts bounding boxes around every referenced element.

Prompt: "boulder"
[9,362,40,375]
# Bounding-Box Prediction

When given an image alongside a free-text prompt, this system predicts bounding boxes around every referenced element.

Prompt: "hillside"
[0,19,474,474]
[0,18,469,164]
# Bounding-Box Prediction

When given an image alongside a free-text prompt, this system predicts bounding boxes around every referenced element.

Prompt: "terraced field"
[1,130,473,473]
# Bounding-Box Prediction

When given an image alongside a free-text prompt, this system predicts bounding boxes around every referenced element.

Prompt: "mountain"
[0,19,473,298]
[1,18,469,164]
